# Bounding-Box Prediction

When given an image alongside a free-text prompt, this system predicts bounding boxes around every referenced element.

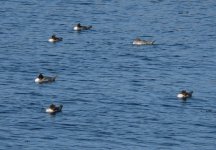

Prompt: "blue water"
[0,0,216,149]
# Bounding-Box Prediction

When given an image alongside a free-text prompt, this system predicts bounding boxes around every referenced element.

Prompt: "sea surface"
[0,0,216,149]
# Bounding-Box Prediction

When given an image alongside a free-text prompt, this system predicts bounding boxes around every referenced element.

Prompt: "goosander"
[133,38,155,45]
[35,73,56,84]
[46,104,63,114]
[73,23,92,31]
[177,90,193,100]
[48,34,63,42]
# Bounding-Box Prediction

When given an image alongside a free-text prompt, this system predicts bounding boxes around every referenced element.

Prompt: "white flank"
[35,78,40,83]
[48,38,55,42]
[73,26,79,31]
[46,108,54,113]
[177,94,184,98]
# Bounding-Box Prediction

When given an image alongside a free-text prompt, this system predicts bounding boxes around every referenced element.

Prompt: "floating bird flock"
[38,23,194,115]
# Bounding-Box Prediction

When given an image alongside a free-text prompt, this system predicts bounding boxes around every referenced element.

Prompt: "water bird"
[48,34,63,42]
[177,90,193,100]
[46,104,63,114]
[73,23,92,31]
[133,38,155,45]
[35,73,56,84]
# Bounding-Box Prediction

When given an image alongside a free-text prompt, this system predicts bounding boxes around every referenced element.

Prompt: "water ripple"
[0,0,216,150]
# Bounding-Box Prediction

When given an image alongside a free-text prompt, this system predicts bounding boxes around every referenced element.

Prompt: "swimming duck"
[133,38,155,45]
[35,73,56,84]
[46,104,63,114]
[73,23,92,31]
[177,90,193,100]
[48,34,63,42]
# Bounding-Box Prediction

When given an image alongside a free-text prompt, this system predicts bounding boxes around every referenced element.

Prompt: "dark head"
[49,104,56,109]
[77,23,81,27]
[181,90,186,94]
[38,73,44,79]
[51,34,56,39]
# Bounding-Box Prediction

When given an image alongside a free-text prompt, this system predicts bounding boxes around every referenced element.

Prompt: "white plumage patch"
[177,94,184,98]
[48,38,55,42]
[73,26,79,31]
[46,108,54,113]
[35,78,41,83]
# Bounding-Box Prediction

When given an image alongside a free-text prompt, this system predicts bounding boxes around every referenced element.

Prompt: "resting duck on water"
[48,34,63,42]
[177,90,193,100]
[35,73,56,84]
[46,104,63,114]
[73,23,92,31]
[133,38,155,45]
